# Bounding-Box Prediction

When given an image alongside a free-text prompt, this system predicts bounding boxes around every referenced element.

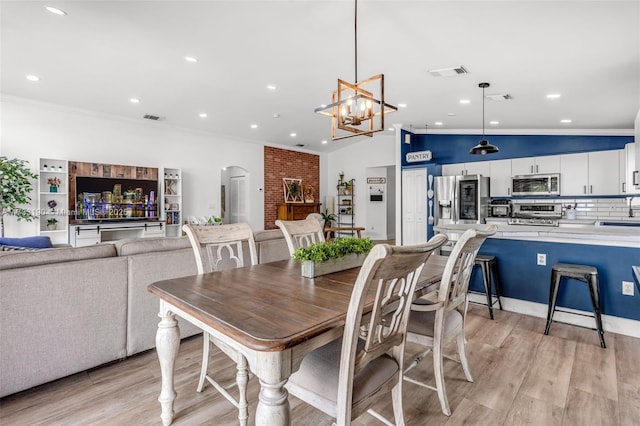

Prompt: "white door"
[229,175,248,224]
[402,168,427,245]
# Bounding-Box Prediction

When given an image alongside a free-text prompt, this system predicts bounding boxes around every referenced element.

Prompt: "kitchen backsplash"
[510,197,639,221]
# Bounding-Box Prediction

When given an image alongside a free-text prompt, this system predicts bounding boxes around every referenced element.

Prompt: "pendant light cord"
[354,0,358,83]
[482,85,485,138]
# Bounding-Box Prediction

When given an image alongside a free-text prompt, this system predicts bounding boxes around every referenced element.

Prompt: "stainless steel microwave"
[511,174,560,196]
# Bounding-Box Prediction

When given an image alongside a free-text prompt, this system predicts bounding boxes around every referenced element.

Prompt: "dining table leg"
[156,307,180,426]
[254,352,291,426]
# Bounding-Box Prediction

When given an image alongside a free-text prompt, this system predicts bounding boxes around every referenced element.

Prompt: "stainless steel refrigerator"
[434,175,490,225]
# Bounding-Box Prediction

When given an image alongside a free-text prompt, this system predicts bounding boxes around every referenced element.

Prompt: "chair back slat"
[275,218,325,255]
[182,223,258,274]
[438,225,497,312]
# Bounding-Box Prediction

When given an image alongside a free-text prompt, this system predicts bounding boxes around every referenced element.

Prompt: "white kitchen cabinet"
[619,149,627,195]
[442,162,490,177]
[511,155,561,175]
[561,151,619,196]
[489,159,512,197]
[624,143,640,194]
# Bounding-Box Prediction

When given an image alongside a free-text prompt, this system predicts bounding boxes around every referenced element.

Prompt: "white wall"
[1,96,266,236]
[326,134,397,239]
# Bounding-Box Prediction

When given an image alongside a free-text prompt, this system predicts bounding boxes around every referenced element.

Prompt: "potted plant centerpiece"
[46,217,58,230]
[292,237,374,278]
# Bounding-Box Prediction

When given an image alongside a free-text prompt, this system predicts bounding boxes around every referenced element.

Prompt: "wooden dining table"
[148,254,447,426]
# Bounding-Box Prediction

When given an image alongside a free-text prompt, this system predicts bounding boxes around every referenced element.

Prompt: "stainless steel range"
[508,203,562,226]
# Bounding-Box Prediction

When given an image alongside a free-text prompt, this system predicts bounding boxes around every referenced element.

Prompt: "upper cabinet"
[442,162,491,177]
[38,158,69,244]
[624,143,640,194]
[561,150,620,196]
[489,159,512,197]
[511,155,561,175]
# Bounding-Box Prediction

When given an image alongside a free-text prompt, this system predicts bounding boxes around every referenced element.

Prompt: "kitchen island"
[434,221,640,338]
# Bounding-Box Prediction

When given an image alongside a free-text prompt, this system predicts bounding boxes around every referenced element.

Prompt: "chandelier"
[314,0,397,141]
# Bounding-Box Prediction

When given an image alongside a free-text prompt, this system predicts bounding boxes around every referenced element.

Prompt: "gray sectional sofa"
[0,229,290,398]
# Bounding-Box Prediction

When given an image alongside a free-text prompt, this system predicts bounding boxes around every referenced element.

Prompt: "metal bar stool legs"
[473,255,503,320]
[544,263,606,348]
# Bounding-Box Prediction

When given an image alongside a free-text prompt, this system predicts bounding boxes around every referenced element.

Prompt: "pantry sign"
[405,150,432,163]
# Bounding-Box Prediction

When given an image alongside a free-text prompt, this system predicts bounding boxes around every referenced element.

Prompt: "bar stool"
[544,263,606,348]
[471,255,503,320]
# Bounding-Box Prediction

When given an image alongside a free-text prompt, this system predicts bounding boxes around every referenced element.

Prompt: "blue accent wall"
[469,239,640,321]
[401,132,632,167]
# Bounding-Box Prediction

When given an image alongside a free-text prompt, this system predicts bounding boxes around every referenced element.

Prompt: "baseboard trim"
[467,293,640,339]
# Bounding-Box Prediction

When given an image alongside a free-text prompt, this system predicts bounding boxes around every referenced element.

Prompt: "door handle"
[536,164,539,173]
[622,182,626,193]
[634,170,639,185]
[583,185,587,194]
[590,185,593,194]
[530,165,534,174]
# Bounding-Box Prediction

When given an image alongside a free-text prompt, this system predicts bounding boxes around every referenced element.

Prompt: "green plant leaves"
[292,237,374,263]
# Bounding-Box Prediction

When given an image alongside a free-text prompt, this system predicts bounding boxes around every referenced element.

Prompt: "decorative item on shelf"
[304,184,315,203]
[292,237,374,278]
[314,0,397,141]
[165,179,176,195]
[43,164,48,171]
[57,165,63,172]
[164,198,170,211]
[170,203,179,211]
[47,199,58,211]
[47,176,61,192]
[470,82,499,155]
[206,216,222,226]
[338,178,353,195]
[46,217,58,231]
[283,178,303,203]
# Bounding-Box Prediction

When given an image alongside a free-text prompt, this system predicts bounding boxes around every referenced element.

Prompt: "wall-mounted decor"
[304,184,315,203]
[283,178,303,203]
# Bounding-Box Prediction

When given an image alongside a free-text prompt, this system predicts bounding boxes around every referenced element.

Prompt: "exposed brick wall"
[264,146,320,230]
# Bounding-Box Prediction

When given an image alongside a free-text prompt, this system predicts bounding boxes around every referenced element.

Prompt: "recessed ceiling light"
[546,93,561,99]
[398,103,407,108]
[447,112,456,116]
[459,99,470,104]
[434,121,443,126]
[272,113,280,119]
[129,98,140,104]
[266,85,277,91]
[388,128,394,131]
[184,56,198,63]
[322,140,328,144]
[199,113,207,118]
[250,124,258,129]
[490,121,499,125]
[561,119,572,123]
[25,74,40,82]
[290,133,297,137]
[45,6,67,15]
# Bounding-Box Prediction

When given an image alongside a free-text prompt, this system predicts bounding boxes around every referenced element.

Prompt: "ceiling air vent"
[143,114,165,121]
[485,94,512,101]
[428,66,468,77]
[295,143,306,148]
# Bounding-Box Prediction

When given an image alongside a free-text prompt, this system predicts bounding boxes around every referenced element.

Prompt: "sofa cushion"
[0,243,117,271]
[0,236,52,249]
[0,244,43,252]
[114,236,191,256]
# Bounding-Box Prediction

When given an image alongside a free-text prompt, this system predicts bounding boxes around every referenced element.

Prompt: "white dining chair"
[286,234,448,425]
[275,217,325,255]
[403,225,497,416]
[182,223,258,426]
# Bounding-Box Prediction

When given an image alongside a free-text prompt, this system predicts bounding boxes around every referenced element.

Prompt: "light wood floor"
[2,306,639,425]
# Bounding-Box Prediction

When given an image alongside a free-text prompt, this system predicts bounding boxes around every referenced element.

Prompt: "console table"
[277,203,321,221]
[69,221,164,247]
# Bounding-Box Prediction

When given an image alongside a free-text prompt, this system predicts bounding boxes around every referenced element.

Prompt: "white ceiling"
[2,0,639,154]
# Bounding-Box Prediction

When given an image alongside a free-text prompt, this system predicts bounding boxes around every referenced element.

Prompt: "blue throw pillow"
[0,236,53,249]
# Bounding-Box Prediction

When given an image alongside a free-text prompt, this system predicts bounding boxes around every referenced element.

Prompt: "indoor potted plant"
[46,217,58,230]
[0,157,39,237]
[292,237,374,278]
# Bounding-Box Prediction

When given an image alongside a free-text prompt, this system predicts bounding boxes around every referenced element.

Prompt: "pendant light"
[314,0,397,141]
[470,82,499,155]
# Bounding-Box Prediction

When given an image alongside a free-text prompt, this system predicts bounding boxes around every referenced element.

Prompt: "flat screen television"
[74,176,159,222]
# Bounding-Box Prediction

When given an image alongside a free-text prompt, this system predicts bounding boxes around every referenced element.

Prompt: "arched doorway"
[221,166,250,224]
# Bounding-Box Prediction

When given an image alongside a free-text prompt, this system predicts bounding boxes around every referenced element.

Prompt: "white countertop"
[434,221,640,247]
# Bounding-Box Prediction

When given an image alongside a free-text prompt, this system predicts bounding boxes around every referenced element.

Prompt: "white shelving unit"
[335,179,355,238]
[161,167,182,237]
[38,158,69,244]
